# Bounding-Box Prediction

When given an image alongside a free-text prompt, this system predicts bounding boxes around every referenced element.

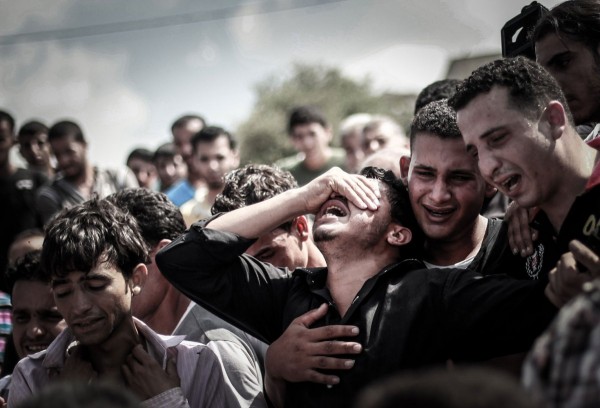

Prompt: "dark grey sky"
[0,0,561,166]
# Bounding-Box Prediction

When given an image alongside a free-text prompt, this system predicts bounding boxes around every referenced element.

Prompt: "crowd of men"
[1,0,600,407]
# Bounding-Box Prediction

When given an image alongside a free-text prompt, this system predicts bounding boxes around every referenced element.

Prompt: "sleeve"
[177,345,227,408]
[442,269,557,362]
[141,387,190,408]
[207,340,266,408]
[156,218,293,343]
[7,361,35,408]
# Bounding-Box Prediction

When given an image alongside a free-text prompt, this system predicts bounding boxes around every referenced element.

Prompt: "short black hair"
[48,120,87,144]
[359,166,424,258]
[191,126,236,152]
[42,199,149,279]
[17,120,48,140]
[107,188,186,248]
[0,110,15,133]
[126,147,154,165]
[410,99,462,150]
[5,250,50,296]
[414,79,461,114]
[153,142,179,162]
[448,56,573,124]
[171,114,206,133]
[287,105,328,135]
[533,0,600,60]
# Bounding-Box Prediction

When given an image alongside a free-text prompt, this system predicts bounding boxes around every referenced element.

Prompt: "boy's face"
[18,131,52,169]
[50,135,87,180]
[191,135,239,190]
[290,123,331,158]
[404,132,488,242]
[155,154,187,190]
[51,262,135,346]
[12,280,66,358]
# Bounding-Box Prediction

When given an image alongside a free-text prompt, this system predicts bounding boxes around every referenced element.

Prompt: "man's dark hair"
[42,199,149,279]
[5,250,50,296]
[48,120,87,144]
[448,56,573,124]
[287,105,328,135]
[414,79,461,114]
[533,0,600,61]
[107,188,186,248]
[0,110,15,133]
[126,147,154,165]
[191,125,236,152]
[212,164,298,229]
[359,166,424,258]
[17,120,48,140]
[170,114,206,133]
[152,142,178,163]
[410,99,462,149]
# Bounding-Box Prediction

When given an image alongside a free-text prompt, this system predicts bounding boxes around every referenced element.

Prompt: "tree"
[236,63,416,165]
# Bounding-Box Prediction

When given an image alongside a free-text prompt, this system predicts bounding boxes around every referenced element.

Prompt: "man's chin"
[313,229,336,243]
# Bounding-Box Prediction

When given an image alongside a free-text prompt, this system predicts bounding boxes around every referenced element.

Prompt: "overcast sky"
[0,0,562,167]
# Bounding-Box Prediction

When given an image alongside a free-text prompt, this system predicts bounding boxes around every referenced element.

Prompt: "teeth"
[26,345,48,352]
[324,205,346,217]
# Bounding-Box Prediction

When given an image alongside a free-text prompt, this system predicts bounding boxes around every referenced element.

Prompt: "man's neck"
[144,291,191,335]
[306,243,326,268]
[303,147,332,171]
[85,316,141,377]
[324,244,398,317]
[424,216,488,267]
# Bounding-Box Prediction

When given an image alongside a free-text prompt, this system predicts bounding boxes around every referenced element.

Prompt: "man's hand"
[505,202,539,257]
[266,303,362,385]
[544,240,600,307]
[300,168,381,215]
[122,345,180,401]
[59,343,97,383]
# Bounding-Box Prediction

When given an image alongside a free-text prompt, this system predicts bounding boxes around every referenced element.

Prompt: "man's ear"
[399,155,411,185]
[292,216,310,242]
[386,224,412,247]
[484,182,498,199]
[130,263,147,294]
[541,101,567,140]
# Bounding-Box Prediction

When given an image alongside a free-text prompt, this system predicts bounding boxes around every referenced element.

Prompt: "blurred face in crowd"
[456,86,558,210]
[155,154,187,191]
[536,32,600,124]
[402,133,489,243]
[127,157,157,189]
[173,119,203,163]
[0,120,14,169]
[341,130,365,174]
[12,280,66,358]
[51,262,140,346]
[290,123,332,158]
[18,131,52,169]
[50,135,88,180]
[191,135,239,190]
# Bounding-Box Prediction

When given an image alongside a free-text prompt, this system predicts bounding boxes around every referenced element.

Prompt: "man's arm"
[207,167,381,238]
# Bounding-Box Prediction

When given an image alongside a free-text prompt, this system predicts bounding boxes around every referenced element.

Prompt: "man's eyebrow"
[479,126,505,140]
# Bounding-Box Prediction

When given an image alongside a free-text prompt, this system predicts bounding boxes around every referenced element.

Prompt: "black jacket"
[156,219,557,408]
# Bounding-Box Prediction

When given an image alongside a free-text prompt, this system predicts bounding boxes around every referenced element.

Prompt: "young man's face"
[312,181,392,250]
[18,132,52,169]
[456,86,556,210]
[50,135,87,180]
[12,280,66,358]
[155,154,187,190]
[172,119,203,163]
[290,123,331,158]
[127,157,157,189]
[0,120,14,168]
[404,133,488,242]
[51,262,134,346]
[191,135,239,190]
[536,33,600,125]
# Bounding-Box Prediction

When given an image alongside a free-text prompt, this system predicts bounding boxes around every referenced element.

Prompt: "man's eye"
[54,291,71,299]
[13,314,29,324]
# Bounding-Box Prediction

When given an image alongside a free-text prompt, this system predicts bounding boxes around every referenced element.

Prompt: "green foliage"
[236,63,416,165]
